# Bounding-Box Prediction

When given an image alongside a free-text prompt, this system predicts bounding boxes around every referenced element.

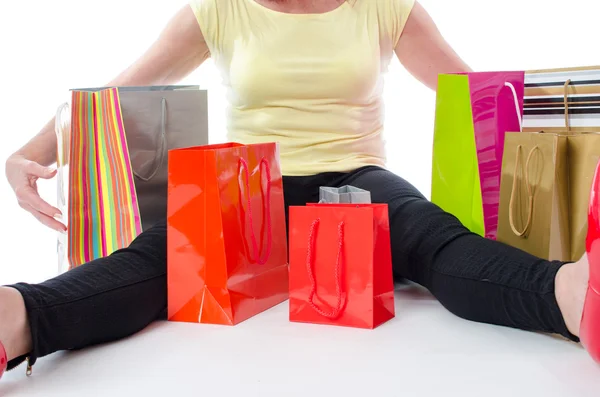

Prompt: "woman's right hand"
[4,5,206,234]
[5,154,66,232]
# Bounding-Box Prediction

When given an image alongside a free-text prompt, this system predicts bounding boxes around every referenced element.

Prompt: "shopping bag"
[568,133,600,260]
[523,65,600,133]
[521,65,600,260]
[496,132,570,260]
[288,203,395,329]
[318,185,371,204]
[431,71,524,239]
[59,88,143,271]
[55,103,70,274]
[71,85,209,230]
[167,142,288,325]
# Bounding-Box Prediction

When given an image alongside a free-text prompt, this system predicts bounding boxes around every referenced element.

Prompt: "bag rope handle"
[563,79,572,133]
[238,157,272,265]
[508,144,539,237]
[305,218,346,319]
[133,97,167,182]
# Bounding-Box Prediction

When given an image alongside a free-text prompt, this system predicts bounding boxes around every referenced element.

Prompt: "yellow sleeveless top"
[190,0,415,176]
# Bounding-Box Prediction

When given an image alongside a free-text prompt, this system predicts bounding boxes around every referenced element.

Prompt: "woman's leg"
[337,166,582,341]
[0,219,167,372]
[0,173,326,375]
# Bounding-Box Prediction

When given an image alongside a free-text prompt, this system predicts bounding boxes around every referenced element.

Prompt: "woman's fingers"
[20,202,66,232]
[15,185,62,219]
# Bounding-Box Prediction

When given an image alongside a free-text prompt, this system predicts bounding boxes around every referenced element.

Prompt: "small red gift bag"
[289,203,395,329]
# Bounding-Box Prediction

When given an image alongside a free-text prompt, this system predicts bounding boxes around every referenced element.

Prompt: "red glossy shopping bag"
[289,204,395,328]
[167,142,288,325]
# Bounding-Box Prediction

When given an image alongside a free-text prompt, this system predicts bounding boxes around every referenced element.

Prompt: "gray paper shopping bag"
[71,85,209,230]
[319,186,371,204]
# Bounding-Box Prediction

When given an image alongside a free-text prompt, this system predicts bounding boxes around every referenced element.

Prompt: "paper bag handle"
[238,157,272,265]
[133,97,167,182]
[305,219,346,319]
[504,82,523,131]
[508,145,539,237]
[563,79,572,132]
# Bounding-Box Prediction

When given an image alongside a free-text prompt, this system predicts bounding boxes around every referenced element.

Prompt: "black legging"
[7,166,576,370]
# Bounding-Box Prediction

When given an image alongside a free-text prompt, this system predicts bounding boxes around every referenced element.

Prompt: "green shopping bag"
[431,74,484,236]
[431,72,524,239]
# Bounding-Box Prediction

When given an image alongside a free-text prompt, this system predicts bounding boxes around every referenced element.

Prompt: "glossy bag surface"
[288,204,394,329]
[167,142,288,325]
[431,72,524,239]
[580,157,600,363]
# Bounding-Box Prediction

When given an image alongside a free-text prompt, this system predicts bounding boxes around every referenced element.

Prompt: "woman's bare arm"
[12,4,208,166]
[395,2,472,91]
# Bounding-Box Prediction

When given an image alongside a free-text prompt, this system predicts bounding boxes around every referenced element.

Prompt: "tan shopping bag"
[567,133,600,260]
[524,74,596,260]
[497,132,570,261]
[522,67,600,260]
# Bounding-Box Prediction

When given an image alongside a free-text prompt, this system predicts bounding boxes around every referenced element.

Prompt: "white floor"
[1,284,599,397]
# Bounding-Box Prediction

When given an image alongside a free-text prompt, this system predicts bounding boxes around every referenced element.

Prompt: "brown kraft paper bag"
[497,132,570,261]
[567,133,600,261]
[522,71,600,261]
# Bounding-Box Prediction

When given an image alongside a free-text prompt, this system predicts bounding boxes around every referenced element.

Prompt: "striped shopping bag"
[523,65,600,133]
[57,88,142,271]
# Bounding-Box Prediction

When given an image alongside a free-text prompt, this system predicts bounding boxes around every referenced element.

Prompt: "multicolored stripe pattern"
[68,88,142,268]
[523,65,600,132]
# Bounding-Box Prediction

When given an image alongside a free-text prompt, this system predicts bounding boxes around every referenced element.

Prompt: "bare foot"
[0,287,32,361]
[555,257,589,337]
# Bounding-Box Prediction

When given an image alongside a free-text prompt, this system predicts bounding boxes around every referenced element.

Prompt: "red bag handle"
[306,218,346,319]
[238,157,272,265]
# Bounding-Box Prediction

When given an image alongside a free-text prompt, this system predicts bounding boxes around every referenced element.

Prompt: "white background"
[0,0,597,286]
